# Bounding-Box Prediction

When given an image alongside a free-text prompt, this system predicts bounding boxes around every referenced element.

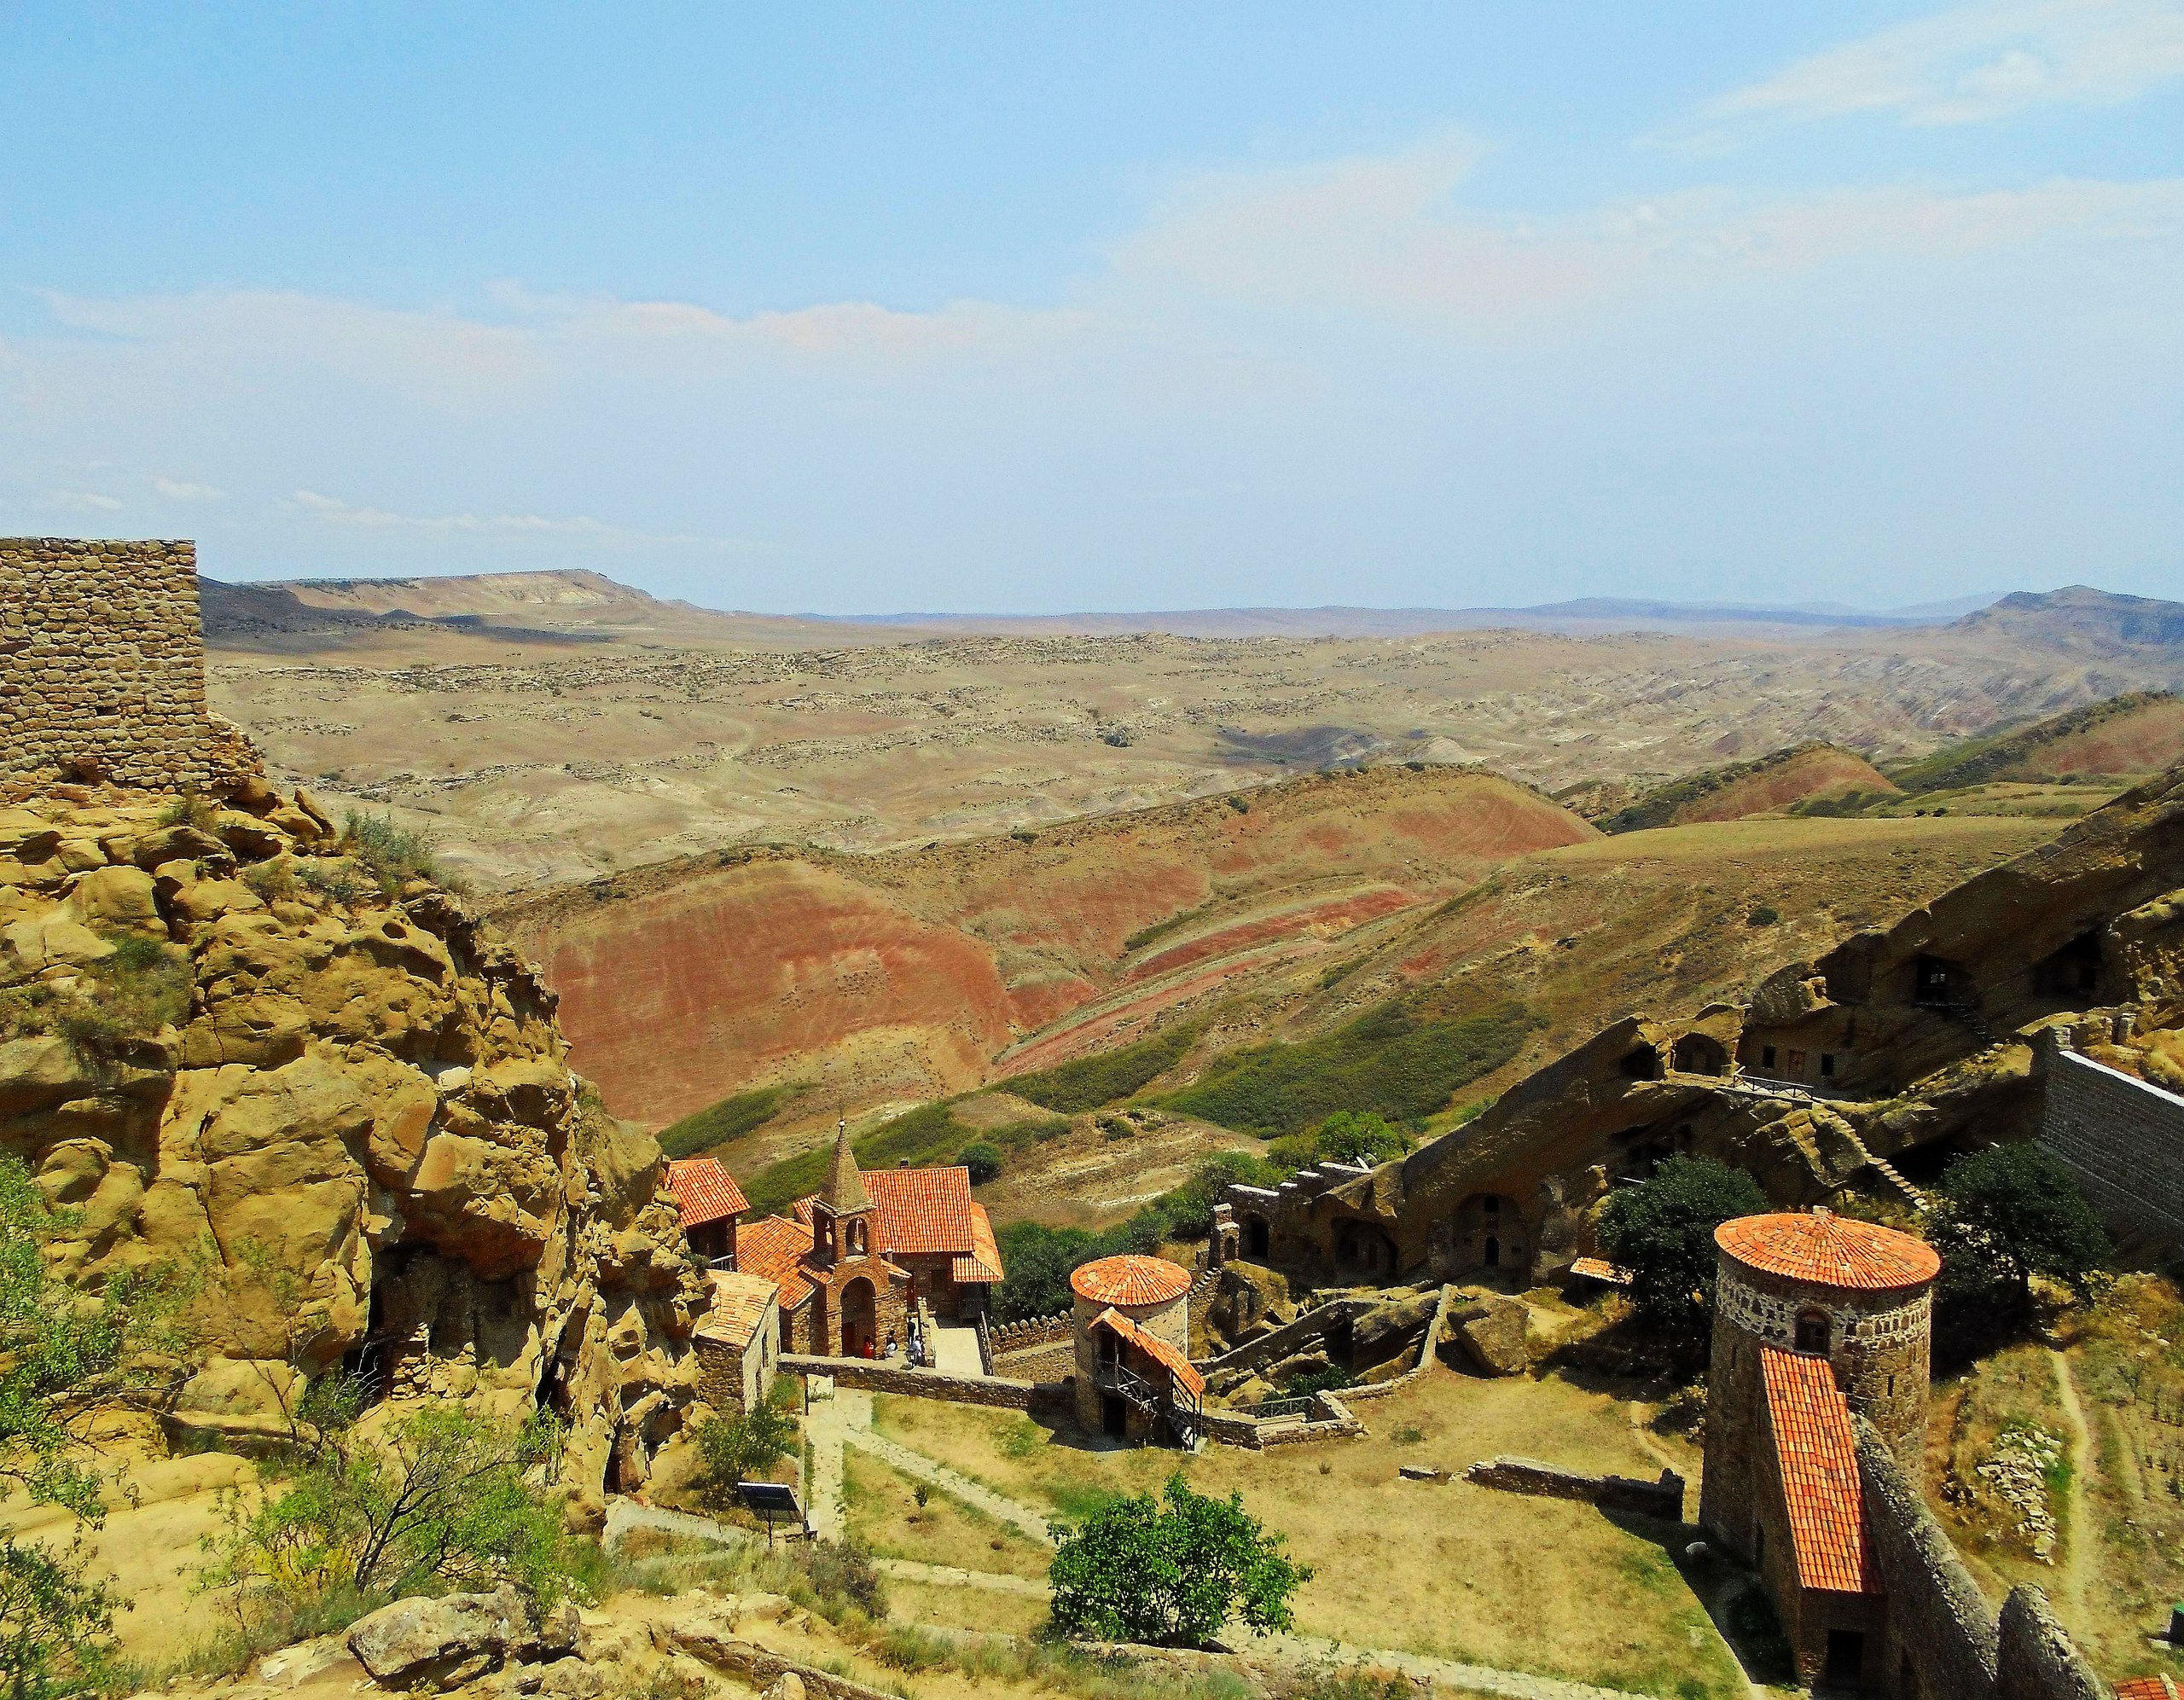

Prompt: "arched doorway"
[1453,1193,1526,1278]
[1246,1216,1270,1258]
[1334,1219,1397,1276]
[839,1277,877,1359]
[1670,1034,1728,1076]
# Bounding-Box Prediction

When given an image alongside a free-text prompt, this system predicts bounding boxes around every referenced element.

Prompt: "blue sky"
[3,3,2181,613]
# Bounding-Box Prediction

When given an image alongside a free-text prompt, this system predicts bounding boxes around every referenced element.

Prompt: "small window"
[1795,1310,1831,1354]
[1484,1196,1501,1216]
[1761,1045,1778,1069]
[1819,1053,1837,1077]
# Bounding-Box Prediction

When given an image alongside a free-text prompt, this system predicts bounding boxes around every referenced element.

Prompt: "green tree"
[1596,1157,1767,1339]
[693,1400,799,1511]
[1048,1472,1311,1647]
[0,1156,181,1700]
[1927,1143,2110,1313]
[203,1404,577,1627]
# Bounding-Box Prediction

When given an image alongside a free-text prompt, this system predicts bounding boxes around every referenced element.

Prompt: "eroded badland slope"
[495,764,1594,1128]
[206,574,2184,891]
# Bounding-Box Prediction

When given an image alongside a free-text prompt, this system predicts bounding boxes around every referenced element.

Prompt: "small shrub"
[693,1402,799,1510]
[156,793,219,832]
[296,859,370,905]
[240,858,296,902]
[1281,1366,1357,1399]
[796,1539,887,1622]
[658,1084,803,1161]
[958,1142,1004,1184]
[1006,1022,1202,1116]
[340,811,456,895]
[1746,905,1780,927]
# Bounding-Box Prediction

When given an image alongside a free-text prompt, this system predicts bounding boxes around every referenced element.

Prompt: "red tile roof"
[1072,1253,1193,1307]
[665,1158,749,1228]
[1090,1307,1205,1401]
[1570,1256,1632,1285]
[738,1215,816,1310]
[1760,1346,1879,1596]
[1718,1209,1939,1291]
[792,1165,996,1273]
[952,1202,1005,1285]
[695,1269,778,1351]
[2114,1679,2181,1699]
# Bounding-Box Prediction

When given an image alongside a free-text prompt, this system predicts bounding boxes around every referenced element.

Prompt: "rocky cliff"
[0,778,706,1517]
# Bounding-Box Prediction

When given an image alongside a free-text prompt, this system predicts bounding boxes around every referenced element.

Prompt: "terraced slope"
[497,764,1595,1128]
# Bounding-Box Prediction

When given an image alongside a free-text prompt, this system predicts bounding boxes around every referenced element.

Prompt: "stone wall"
[777,1354,1069,1414]
[990,1340,1075,1381]
[987,1313,1070,1353]
[2041,1044,2184,1243]
[1994,1588,2106,1700]
[1464,1456,1686,1519]
[1,539,226,792]
[1852,1418,2018,1700]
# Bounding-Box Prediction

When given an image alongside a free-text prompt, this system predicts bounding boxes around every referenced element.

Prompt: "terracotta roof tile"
[1090,1306,1205,1401]
[665,1158,749,1229]
[1760,1345,1879,1596]
[2113,1679,2180,1699]
[1718,1209,1939,1291]
[1570,1256,1633,1285]
[1071,1254,1193,1307]
[951,1203,1005,1285]
[739,1216,816,1310]
[796,1165,983,1259]
[694,1269,777,1351]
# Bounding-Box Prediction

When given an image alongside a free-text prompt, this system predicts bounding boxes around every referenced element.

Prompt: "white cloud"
[1661,0,2184,148]
[152,476,225,501]
[290,490,757,552]
[44,490,123,513]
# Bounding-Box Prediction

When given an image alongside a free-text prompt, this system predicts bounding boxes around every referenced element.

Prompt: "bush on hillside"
[659,1084,803,1161]
[957,1141,1004,1183]
[1155,1151,1281,1239]
[693,1398,799,1512]
[1004,1022,1202,1115]
[0,931,191,1060]
[1163,1001,1534,1138]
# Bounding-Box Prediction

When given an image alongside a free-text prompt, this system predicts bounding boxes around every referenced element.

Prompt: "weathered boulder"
[347,1585,530,1690]
[1348,1288,1439,1369]
[1450,1293,1530,1377]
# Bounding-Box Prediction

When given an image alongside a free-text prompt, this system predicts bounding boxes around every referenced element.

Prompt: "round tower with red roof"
[1699,1205,1940,1560]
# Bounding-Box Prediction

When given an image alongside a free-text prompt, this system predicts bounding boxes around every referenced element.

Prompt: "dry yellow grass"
[874,1369,1744,1697]
[842,1449,1052,1579]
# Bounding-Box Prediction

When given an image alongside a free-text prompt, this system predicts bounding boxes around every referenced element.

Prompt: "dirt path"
[2048,1348,2097,1626]
[801,1376,855,1540]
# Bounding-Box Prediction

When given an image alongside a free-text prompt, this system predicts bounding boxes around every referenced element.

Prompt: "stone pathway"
[1248,1633,1656,1700]
[874,1558,1050,1597]
[603,1500,751,1551]
[927,1322,985,1377]
[801,1375,851,1540]
[840,1409,1056,1546]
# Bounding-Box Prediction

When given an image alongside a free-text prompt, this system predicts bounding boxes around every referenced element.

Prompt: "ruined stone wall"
[1,539,220,792]
[1993,1587,2106,1700]
[2042,1045,2184,1243]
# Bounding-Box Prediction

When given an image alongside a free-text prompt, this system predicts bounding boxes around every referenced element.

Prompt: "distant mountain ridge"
[1945,585,2184,654]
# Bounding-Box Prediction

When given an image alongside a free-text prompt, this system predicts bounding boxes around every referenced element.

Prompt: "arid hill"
[1886,691,2184,792]
[492,764,1594,1128]
[203,570,2184,891]
[1595,741,1899,832]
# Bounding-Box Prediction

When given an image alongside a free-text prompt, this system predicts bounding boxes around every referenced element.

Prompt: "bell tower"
[809,1119,875,1267]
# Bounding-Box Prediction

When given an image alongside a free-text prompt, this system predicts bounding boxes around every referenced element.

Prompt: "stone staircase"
[1863,1152,1931,1214]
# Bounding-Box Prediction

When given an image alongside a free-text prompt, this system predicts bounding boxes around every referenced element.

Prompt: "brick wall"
[1,539,221,792]
[2042,1046,2184,1242]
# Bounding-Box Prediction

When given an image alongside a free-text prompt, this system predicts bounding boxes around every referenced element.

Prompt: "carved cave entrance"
[1333,1219,1397,1278]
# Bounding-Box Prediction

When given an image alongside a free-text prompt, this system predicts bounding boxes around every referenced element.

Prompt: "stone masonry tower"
[1699,1206,1939,1549]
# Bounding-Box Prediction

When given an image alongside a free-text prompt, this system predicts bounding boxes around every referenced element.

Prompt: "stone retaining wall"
[2041,1045,2184,1244]
[1,538,225,792]
[778,1354,1069,1414]
[990,1340,1075,1381]
[987,1313,1070,1353]
[1464,1455,1685,1519]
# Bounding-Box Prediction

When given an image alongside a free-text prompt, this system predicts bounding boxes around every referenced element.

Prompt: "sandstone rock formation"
[0,783,706,1512]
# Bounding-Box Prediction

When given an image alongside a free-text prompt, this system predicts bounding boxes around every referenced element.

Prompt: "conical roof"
[819,1119,870,1216]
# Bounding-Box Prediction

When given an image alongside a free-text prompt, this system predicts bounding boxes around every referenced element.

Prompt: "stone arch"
[1333,1217,1397,1277]
[839,1277,877,1358]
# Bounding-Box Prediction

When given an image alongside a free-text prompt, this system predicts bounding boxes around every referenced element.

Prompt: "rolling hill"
[1594,741,1899,833]
[1885,691,2184,793]
[493,763,1595,1131]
